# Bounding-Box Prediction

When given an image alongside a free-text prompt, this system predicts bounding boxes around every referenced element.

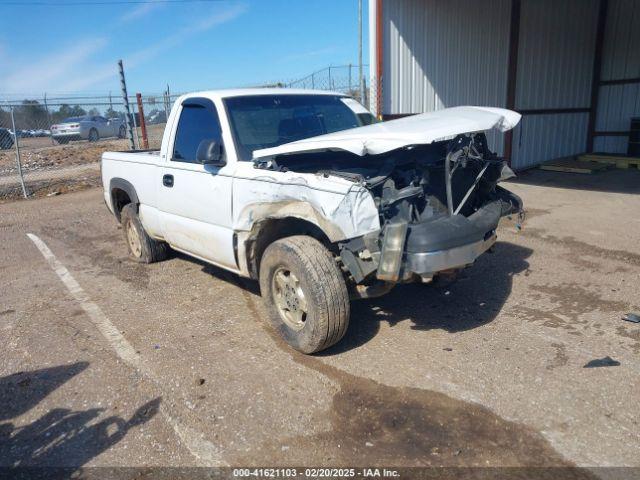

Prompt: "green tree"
[52,104,87,123]
[16,100,48,129]
[105,107,120,119]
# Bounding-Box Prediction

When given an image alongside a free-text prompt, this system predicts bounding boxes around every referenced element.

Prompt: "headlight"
[376,222,408,282]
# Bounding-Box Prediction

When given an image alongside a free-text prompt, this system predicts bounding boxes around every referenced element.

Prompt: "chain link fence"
[284,64,370,106]
[0,92,178,201]
[0,65,372,202]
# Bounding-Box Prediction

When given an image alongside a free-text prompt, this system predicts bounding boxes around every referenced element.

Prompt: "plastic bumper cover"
[376,197,515,281]
[402,232,496,276]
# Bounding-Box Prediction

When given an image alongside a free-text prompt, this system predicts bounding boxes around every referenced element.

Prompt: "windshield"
[224,94,364,161]
[62,116,87,123]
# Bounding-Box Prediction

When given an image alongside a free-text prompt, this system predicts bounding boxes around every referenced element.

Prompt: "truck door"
[157,97,236,269]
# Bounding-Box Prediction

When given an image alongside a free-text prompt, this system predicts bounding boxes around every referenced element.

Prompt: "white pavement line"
[26,233,227,467]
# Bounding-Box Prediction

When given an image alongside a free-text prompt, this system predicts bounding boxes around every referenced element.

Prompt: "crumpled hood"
[253,106,521,159]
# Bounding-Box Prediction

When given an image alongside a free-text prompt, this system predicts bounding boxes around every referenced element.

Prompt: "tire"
[120,204,168,263]
[88,128,99,142]
[259,235,350,354]
[118,125,126,139]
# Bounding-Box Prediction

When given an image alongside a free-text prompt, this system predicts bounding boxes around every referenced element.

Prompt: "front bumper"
[403,232,496,277]
[52,133,82,141]
[377,191,521,282]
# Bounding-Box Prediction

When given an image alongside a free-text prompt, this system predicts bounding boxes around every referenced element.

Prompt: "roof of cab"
[179,88,346,100]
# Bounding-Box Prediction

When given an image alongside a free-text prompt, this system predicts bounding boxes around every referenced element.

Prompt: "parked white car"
[101,89,523,353]
[51,115,126,144]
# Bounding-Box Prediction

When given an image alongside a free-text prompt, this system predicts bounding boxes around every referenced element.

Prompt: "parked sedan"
[0,128,14,150]
[51,116,126,144]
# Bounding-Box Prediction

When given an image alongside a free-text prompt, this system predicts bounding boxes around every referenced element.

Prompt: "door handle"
[163,174,174,187]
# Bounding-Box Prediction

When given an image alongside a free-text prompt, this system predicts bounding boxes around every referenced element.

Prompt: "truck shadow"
[320,241,532,355]
[192,241,532,354]
[0,362,160,475]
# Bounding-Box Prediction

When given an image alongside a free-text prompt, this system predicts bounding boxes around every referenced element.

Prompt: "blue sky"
[0,0,369,96]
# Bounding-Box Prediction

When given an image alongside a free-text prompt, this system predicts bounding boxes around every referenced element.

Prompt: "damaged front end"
[259,131,523,297]
[347,133,522,294]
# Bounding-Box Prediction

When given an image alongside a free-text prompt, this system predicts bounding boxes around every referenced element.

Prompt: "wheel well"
[111,188,133,222]
[247,217,334,279]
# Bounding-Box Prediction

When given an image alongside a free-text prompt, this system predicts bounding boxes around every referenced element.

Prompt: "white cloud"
[0,2,248,94]
[194,2,248,31]
[0,38,108,93]
[119,0,164,23]
[125,3,249,67]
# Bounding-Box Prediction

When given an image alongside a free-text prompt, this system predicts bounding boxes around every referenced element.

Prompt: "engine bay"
[260,132,521,224]
[255,133,523,290]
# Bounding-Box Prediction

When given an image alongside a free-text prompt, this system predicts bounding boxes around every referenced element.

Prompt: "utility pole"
[358,0,365,103]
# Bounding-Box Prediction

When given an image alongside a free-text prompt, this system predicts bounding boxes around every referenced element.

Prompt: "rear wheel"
[118,125,126,139]
[259,236,350,354]
[88,128,99,142]
[120,204,168,263]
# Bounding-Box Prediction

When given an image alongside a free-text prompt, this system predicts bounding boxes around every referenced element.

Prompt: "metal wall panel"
[375,0,637,166]
[515,0,599,110]
[383,0,510,113]
[381,0,511,153]
[511,0,599,168]
[601,0,640,81]
[511,113,590,169]
[596,0,640,153]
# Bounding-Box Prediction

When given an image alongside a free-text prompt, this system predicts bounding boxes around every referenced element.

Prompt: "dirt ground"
[0,138,127,202]
[0,169,639,477]
[0,127,165,202]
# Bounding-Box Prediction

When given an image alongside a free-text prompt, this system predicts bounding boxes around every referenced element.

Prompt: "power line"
[0,0,229,5]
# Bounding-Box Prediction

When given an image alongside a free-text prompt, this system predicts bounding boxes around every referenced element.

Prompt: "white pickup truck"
[101,88,523,353]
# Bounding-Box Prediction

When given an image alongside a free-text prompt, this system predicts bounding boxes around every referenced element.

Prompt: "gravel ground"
[0,138,129,202]
[0,169,639,476]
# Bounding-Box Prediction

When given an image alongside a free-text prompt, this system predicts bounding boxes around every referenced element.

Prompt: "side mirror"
[196,139,225,166]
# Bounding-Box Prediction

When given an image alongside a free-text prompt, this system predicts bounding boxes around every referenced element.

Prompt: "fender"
[109,177,139,222]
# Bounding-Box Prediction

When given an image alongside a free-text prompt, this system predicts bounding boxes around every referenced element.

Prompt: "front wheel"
[118,125,126,139]
[259,236,350,354]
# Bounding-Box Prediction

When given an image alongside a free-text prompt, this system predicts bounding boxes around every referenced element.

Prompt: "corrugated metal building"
[369,0,640,170]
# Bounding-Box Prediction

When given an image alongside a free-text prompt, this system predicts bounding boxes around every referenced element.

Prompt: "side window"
[172,101,222,163]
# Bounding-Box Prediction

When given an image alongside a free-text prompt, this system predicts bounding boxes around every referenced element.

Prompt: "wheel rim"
[90,130,97,141]
[126,222,142,258]
[271,267,308,331]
